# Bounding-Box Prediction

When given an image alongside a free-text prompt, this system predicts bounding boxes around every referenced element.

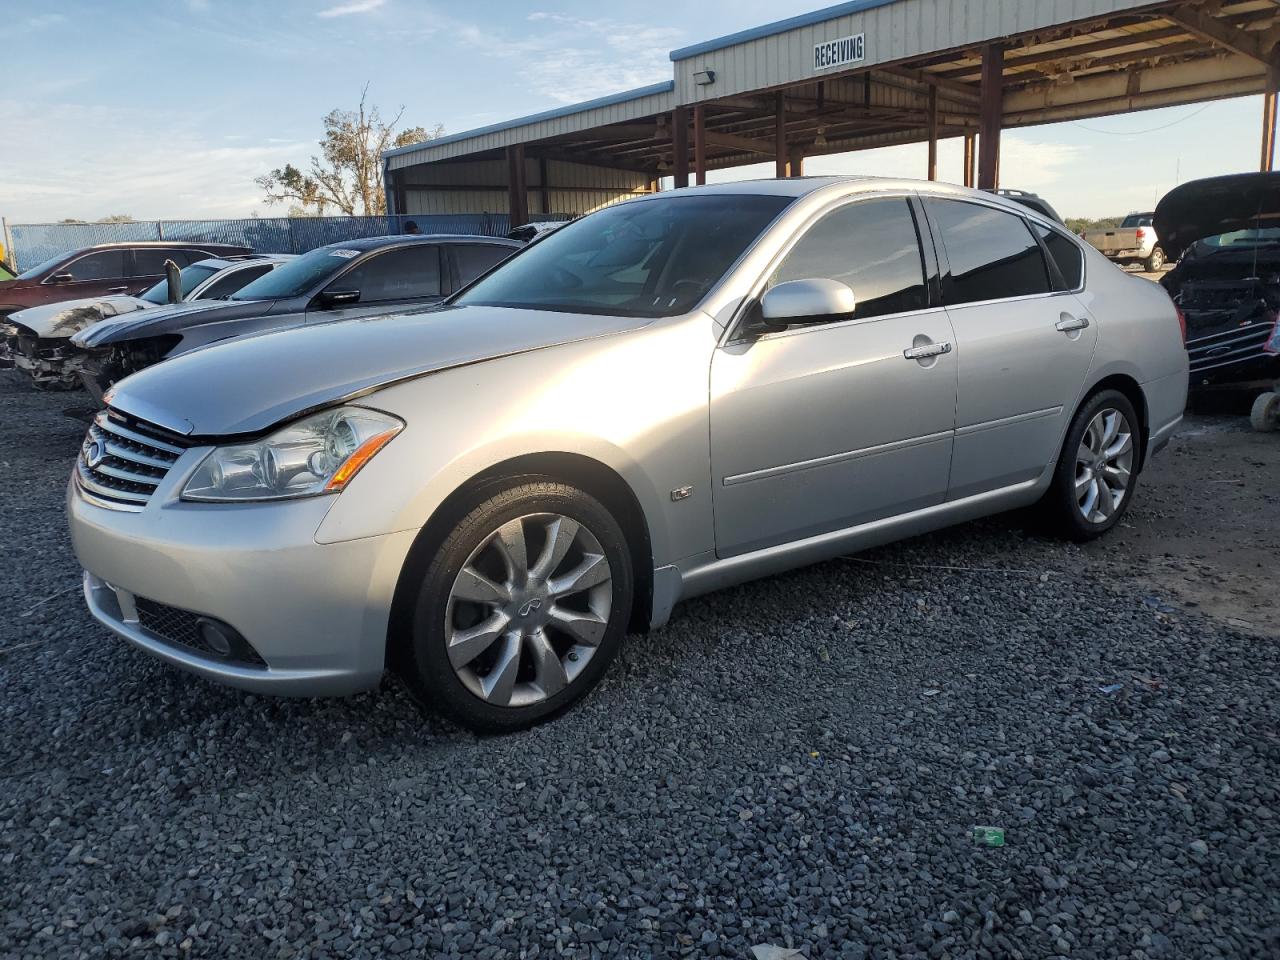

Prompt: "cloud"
[457,13,684,105]
[22,13,66,30]
[317,0,385,18]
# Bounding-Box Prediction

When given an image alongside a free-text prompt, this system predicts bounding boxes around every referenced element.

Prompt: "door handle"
[903,341,952,360]
[1055,315,1090,333]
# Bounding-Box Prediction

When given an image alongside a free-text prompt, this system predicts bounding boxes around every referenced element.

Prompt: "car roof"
[191,254,296,270]
[319,234,523,252]
[63,241,248,254]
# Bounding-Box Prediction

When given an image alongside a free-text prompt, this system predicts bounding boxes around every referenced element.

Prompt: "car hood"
[72,298,276,348]
[107,305,654,437]
[1154,172,1280,260]
[8,295,154,338]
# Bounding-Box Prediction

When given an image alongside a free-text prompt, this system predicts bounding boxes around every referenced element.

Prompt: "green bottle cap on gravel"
[973,826,1005,847]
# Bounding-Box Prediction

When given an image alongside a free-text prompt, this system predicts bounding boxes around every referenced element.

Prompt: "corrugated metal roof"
[668,0,900,61]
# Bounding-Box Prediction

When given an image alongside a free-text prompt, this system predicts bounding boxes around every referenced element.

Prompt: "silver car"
[66,178,1188,732]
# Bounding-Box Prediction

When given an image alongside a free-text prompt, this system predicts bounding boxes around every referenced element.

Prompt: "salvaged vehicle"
[70,235,521,400]
[1,255,293,389]
[1084,212,1165,272]
[1158,173,1280,399]
[0,242,252,319]
[67,178,1186,732]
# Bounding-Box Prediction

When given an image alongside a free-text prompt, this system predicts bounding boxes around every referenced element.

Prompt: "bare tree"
[257,86,440,217]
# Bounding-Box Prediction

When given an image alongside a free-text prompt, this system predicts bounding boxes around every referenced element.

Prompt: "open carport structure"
[384,0,1280,226]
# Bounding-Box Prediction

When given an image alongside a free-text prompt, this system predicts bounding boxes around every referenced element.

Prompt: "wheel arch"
[386,451,656,669]
[1082,372,1150,469]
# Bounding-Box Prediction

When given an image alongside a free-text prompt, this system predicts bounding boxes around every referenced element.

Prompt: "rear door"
[923,197,1097,500]
[306,244,444,324]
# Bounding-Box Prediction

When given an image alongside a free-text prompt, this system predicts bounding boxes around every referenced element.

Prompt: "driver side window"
[770,198,928,321]
[327,245,441,304]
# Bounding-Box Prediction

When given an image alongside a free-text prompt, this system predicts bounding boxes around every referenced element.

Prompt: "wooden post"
[693,104,707,186]
[1263,66,1279,172]
[963,134,976,188]
[926,86,939,181]
[788,147,804,178]
[775,93,788,179]
[506,144,529,228]
[978,43,1004,190]
[672,106,689,189]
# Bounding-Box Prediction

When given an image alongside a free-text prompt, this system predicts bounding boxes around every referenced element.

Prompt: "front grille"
[134,597,266,667]
[1187,321,1277,374]
[77,409,188,510]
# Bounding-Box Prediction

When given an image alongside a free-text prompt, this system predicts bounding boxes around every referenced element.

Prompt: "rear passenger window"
[454,244,514,286]
[133,248,196,276]
[200,264,273,300]
[1034,223,1085,290]
[770,197,927,320]
[927,199,1050,305]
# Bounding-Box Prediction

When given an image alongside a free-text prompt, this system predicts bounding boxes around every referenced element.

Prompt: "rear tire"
[1144,247,1165,272]
[396,480,633,733]
[1041,390,1141,542]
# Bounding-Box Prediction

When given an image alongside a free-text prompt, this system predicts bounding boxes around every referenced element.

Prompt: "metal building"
[383,0,1280,225]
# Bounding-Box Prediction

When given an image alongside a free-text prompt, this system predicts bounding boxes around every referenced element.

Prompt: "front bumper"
[67,469,417,696]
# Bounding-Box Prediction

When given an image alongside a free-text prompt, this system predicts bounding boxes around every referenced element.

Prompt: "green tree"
[257,86,440,216]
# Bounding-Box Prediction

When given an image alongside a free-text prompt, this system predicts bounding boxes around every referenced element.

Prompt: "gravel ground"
[2,371,1277,960]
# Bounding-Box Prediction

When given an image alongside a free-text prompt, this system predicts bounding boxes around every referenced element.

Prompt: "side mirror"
[758,278,856,332]
[318,289,361,308]
[49,272,75,284]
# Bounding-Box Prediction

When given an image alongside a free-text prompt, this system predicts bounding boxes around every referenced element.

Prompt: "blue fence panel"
[7,212,572,272]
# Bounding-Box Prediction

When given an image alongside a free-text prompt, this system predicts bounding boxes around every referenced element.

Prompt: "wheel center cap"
[517,597,544,618]
[511,581,550,629]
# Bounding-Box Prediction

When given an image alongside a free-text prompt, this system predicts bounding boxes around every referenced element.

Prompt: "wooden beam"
[506,144,528,228]
[672,106,689,189]
[927,86,939,180]
[978,43,1003,190]
[693,104,707,185]
[1165,5,1269,64]
[775,93,788,178]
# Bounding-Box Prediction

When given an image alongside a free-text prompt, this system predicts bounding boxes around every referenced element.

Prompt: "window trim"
[722,189,937,345]
[920,194,1078,309]
[1028,218,1088,295]
[43,249,129,284]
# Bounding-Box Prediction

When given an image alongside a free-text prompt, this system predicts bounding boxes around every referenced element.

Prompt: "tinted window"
[458,195,791,318]
[139,263,220,304]
[200,263,274,300]
[1035,223,1084,290]
[770,198,926,320]
[64,250,127,281]
[455,244,515,286]
[927,200,1050,305]
[133,248,194,276]
[16,253,67,280]
[327,245,441,303]
[230,246,356,301]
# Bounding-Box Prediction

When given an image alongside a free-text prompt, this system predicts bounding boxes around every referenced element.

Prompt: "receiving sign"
[813,33,865,72]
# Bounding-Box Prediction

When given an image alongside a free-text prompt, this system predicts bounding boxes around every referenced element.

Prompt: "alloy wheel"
[444,513,612,708]
[1074,407,1134,524]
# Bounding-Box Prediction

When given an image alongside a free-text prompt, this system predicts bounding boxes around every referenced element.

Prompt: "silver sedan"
[67,177,1187,731]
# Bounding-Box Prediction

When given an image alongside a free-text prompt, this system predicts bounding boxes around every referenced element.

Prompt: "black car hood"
[1154,172,1280,260]
[72,298,280,348]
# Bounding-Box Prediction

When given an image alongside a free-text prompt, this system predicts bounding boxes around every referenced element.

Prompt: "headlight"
[181,406,403,502]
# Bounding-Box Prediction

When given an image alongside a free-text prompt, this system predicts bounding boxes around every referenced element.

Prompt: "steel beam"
[506,144,528,228]
[693,104,707,185]
[927,86,939,180]
[672,106,689,189]
[775,93,788,178]
[978,43,1004,190]
[963,134,976,188]
[1165,5,1268,64]
[1264,66,1279,171]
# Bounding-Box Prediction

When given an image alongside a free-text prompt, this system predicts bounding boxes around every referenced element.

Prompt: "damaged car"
[70,234,522,400]
[1158,172,1280,394]
[1,254,293,389]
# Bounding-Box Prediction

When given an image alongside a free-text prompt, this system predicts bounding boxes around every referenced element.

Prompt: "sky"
[0,0,1269,224]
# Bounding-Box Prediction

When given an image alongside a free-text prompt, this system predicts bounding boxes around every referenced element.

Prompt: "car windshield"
[454,194,793,318]
[229,246,357,300]
[1120,214,1153,228]
[1200,227,1280,248]
[15,253,67,280]
[139,263,221,304]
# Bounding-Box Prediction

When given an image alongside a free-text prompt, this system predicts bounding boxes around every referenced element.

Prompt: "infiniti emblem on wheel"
[517,598,543,617]
[85,439,106,469]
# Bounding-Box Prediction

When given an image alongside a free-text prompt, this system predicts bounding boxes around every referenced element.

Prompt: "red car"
[0,242,251,318]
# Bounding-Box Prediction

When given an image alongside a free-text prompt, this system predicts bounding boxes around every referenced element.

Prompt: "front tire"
[1041,390,1140,541]
[397,480,633,733]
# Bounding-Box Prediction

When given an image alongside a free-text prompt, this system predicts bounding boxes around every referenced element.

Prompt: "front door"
[710,196,958,558]
[921,198,1097,499]
[307,244,445,324]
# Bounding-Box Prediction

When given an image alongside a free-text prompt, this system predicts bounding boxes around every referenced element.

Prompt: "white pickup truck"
[1083,212,1166,271]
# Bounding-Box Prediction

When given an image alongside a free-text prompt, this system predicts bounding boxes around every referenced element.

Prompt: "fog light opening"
[197,618,233,658]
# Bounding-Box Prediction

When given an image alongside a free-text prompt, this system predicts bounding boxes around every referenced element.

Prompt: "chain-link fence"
[4,213,572,273]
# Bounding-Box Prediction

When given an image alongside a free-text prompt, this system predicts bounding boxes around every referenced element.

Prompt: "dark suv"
[0,242,251,318]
